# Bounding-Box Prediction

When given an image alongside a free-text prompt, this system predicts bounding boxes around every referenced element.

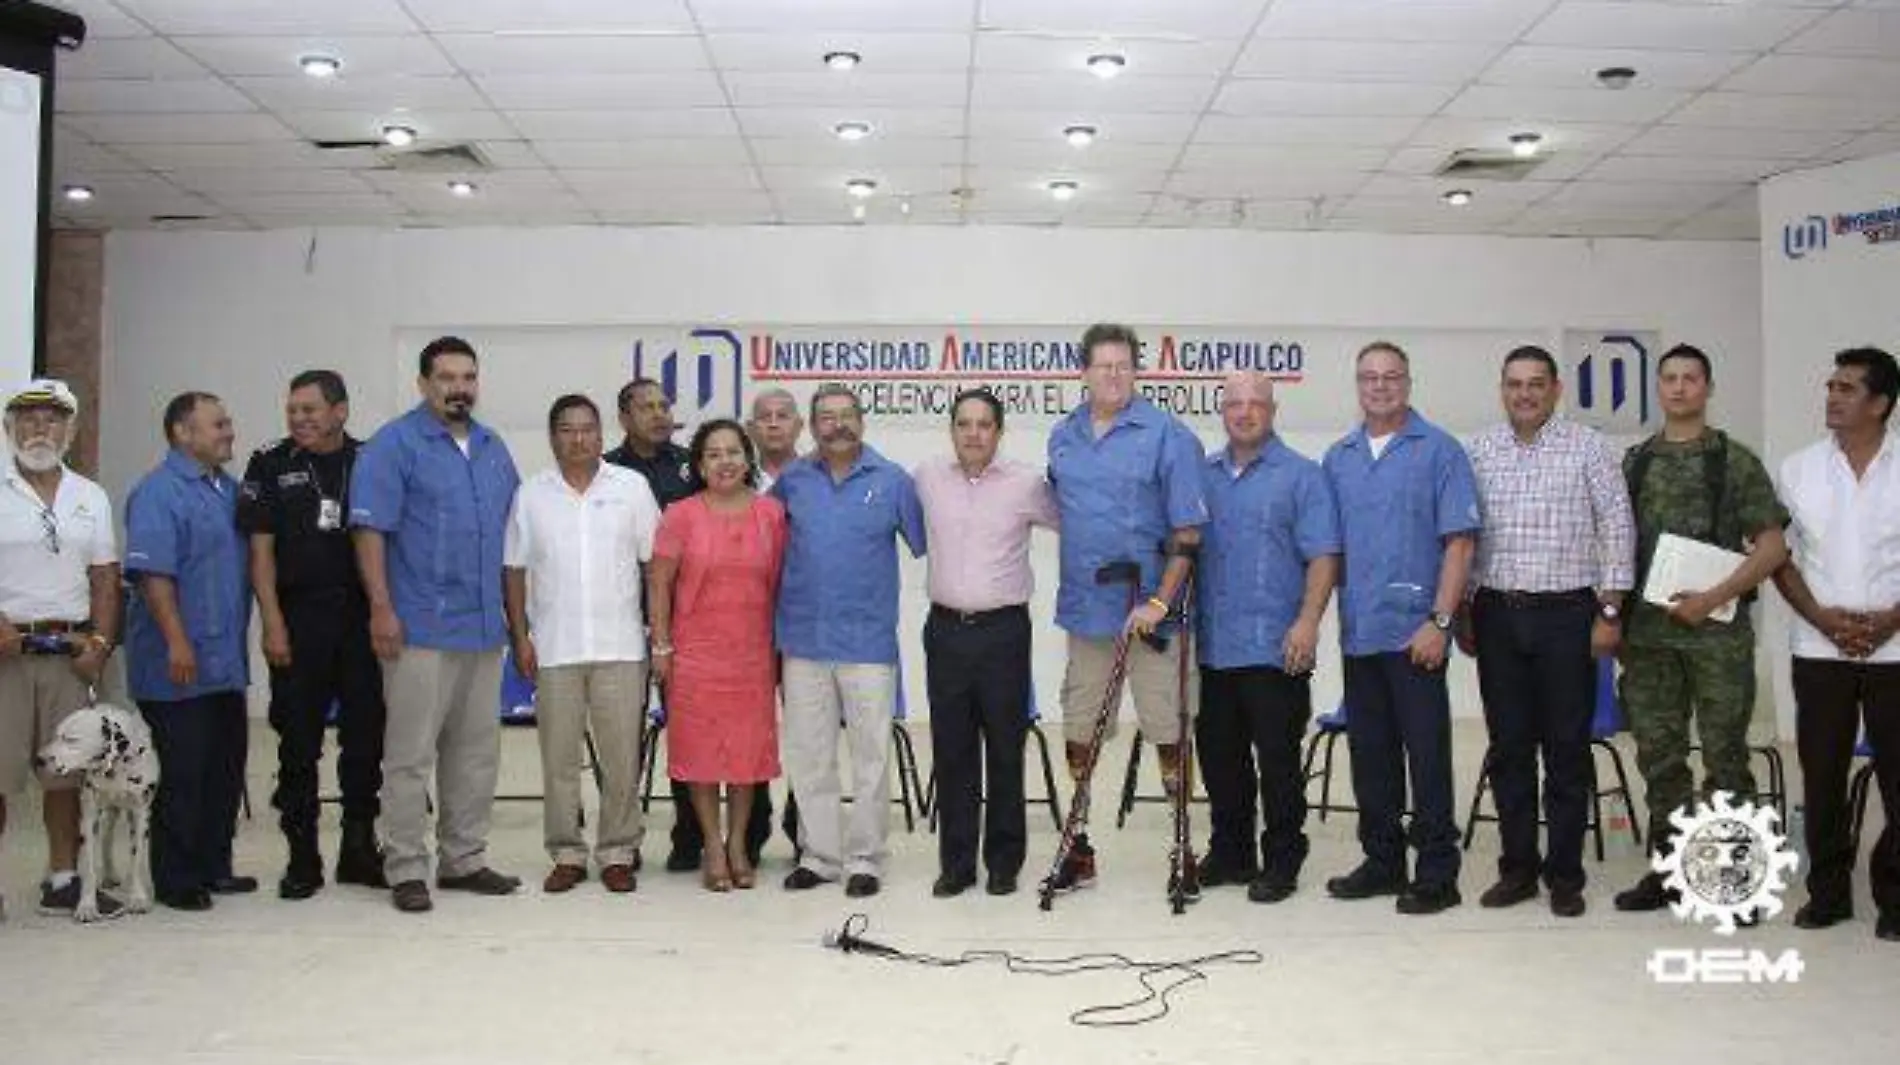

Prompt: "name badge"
[317,498,343,531]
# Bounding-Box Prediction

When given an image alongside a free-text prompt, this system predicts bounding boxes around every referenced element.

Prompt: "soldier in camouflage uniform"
[1613,344,1790,912]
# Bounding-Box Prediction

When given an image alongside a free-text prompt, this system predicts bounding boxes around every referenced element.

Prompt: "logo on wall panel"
[1566,330,1658,432]
[1783,215,1828,261]
[632,328,744,422]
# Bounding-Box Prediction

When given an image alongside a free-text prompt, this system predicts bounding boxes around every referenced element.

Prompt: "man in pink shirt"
[914,387,1058,898]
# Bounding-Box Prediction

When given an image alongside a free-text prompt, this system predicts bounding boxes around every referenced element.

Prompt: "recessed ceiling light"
[845,178,878,198]
[1048,180,1080,201]
[298,54,342,79]
[833,121,873,142]
[823,50,861,71]
[1085,53,1126,79]
[381,124,417,147]
[1443,188,1473,206]
[851,203,867,221]
[1596,66,1637,90]
[447,180,477,197]
[61,184,94,203]
[1063,124,1098,148]
[1509,132,1543,158]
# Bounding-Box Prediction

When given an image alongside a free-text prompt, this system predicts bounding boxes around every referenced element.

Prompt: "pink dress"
[654,493,787,784]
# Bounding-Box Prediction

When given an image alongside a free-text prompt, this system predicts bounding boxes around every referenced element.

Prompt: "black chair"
[923,710,1066,835]
[1300,704,1353,821]
[1849,734,1877,856]
[1112,729,1211,828]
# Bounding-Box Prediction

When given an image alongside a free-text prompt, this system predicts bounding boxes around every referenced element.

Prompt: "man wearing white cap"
[0,380,122,919]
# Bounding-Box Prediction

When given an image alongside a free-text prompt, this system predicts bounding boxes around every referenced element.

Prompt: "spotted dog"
[35,705,160,922]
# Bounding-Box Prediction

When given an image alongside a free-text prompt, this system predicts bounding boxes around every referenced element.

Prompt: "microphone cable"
[820,913,1263,1028]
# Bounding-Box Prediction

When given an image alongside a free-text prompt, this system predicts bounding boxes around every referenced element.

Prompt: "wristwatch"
[1598,601,1622,623]
[1430,611,1454,632]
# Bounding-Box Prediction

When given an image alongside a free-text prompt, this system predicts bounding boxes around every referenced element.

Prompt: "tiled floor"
[1,722,1893,1065]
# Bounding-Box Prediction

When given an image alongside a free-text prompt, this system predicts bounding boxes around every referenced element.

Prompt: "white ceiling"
[41,0,1900,238]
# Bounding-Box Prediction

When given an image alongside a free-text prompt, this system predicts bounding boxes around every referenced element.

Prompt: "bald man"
[1193,372,1341,903]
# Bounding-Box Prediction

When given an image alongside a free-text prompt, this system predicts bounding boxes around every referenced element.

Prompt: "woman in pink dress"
[647,419,787,892]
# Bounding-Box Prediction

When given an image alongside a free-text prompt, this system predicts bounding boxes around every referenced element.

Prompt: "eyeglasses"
[39,506,59,555]
[1356,372,1409,387]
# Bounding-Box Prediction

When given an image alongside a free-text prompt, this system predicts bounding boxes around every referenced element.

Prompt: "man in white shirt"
[1773,346,1900,943]
[0,380,122,919]
[748,387,804,491]
[504,394,663,895]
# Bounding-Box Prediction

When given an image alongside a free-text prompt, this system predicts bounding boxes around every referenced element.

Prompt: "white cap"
[4,379,80,416]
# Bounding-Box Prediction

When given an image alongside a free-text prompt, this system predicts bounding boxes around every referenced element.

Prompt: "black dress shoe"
[783,867,829,891]
[391,880,433,913]
[1550,887,1586,918]
[436,868,521,895]
[1877,912,1900,942]
[1396,882,1462,915]
[664,848,700,873]
[845,874,881,898]
[1325,861,1405,900]
[1613,872,1676,912]
[209,876,259,895]
[1479,876,1539,909]
[1793,900,1853,930]
[1195,854,1258,889]
[986,871,1018,896]
[1247,872,1297,904]
[278,869,324,901]
[932,872,976,898]
[158,889,213,912]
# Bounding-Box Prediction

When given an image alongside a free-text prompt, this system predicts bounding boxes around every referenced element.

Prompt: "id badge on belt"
[317,497,343,531]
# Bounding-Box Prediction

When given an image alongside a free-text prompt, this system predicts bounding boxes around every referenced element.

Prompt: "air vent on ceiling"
[1434,149,1547,182]
[150,214,214,223]
[313,139,385,151]
[381,142,492,173]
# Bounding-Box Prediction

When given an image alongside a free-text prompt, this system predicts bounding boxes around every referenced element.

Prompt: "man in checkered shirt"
[1464,345,1635,920]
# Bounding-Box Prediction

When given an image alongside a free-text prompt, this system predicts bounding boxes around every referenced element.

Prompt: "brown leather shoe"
[391,880,433,913]
[543,864,587,894]
[600,864,637,894]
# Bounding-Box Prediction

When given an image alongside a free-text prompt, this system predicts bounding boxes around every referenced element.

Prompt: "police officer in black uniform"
[239,370,386,899]
[605,377,778,871]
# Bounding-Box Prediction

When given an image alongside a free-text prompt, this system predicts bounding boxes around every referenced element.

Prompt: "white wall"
[99,226,1762,724]
[1759,150,1900,734]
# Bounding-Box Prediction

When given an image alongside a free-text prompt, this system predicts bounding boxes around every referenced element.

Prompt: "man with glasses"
[1046,323,1208,896]
[1321,342,1479,916]
[0,380,121,920]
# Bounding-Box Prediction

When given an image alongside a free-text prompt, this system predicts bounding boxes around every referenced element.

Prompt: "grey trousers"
[536,660,648,867]
[380,647,504,885]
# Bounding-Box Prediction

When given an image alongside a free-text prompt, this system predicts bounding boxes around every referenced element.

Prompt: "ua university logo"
[632,328,744,422]
[1783,215,1827,261]
[1567,330,1655,432]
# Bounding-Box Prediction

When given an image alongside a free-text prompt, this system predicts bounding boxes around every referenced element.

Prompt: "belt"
[929,603,1027,626]
[1476,588,1594,609]
[12,619,93,635]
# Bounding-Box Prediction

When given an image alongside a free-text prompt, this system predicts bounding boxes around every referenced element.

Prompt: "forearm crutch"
[1163,571,1197,916]
[1037,561,1144,912]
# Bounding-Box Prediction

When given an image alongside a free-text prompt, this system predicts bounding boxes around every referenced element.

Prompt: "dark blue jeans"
[140,691,248,897]
[1344,653,1460,887]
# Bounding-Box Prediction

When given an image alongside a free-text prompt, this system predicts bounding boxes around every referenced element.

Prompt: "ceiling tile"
[1779,9,1900,58]
[970,73,1217,113]
[1666,210,1761,241]
[1232,39,1498,83]
[56,37,208,79]
[708,32,971,72]
[1666,91,1900,130]
[52,137,148,174]
[506,108,739,139]
[1810,127,1900,163]
[60,111,297,143]
[58,77,257,113]
[562,167,763,193]
[1582,153,1796,184]
[1540,180,1745,211]
[175,35,457,79]
[535,139,754,167]
[49,170,215,210]
[966,138,1183,170]
[752,137,966,167]
[166,168,378,195]
[475,72,729,110]
[207,191,400,214]
[235,75,485,112]
[972,33,1241,77]
[1163,168,1371,200]
[969,110,1194,142]
[1193,114,1424,146]
[277,109,519,142]
[590,189,776,217]
[1621,124,1853,158]
[969,167,1169,196]
[1353,172,1561,206]
[723,72,969,108]
[1479,45,1753,91]
[1406,116,1641,154]
[692,0,977,32]
[49,0,153,39]
[1719,55,1900,97]
[1441,85,1691,123]
[1524,2,1818,51]
[435,33,708,74]
[738,106,965,138]
[1212,79,1458,116]
[1257,0,1552,44]
[110,140,335,169]
[980,0,1272,37]
[1178,143,1393,170]
[761,164,965,196]
[113,0,419,35]
[400,0,695,33]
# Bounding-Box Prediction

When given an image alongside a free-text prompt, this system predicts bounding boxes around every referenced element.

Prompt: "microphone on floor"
[821,914,902,959]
